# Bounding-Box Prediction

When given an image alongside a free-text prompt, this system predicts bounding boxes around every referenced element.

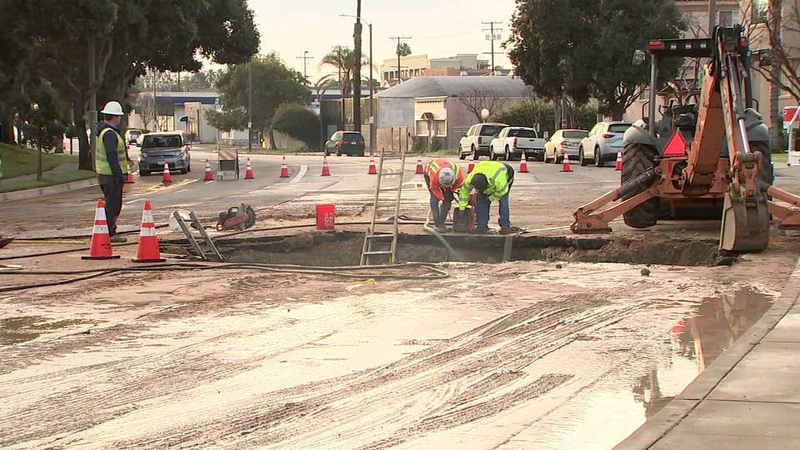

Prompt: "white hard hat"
[438,167,456,187]
[100,101,124,116]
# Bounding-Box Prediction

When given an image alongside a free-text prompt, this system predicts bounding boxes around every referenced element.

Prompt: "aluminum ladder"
[360,148,408,266]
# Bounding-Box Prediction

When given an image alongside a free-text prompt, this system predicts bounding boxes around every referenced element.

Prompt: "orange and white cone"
[133,201,166,263]
[82,199,120,260]
[468,151,476,173]
[204,159,214,181]
[560,150,573,173]
[279,156,290,178]
[321,154,331,176]
[415,158,424,174]
[245,157,255,179]
[615,150,623,171]
[368,153,378,175]
[519,151,530,173]
[125,163,135,184]
[162,162,172,185]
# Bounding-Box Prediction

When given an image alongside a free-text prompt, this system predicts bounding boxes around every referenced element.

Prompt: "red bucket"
[315,204,336,230]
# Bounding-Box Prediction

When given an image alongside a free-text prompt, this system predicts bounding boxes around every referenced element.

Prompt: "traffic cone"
[519,151,530,173]
[615,150,623,171]
[415,158,424,174]
[125,163,135,184]
[468,152,476,173]
[204,159,214,181]
[245,157,255,179]
[279,156,290,178]
[133,201,166,263]
[82,199,120,260]
[560,150,573,173]
[368,153,378,175]
[321,154,331,176]
[162,162,172,185]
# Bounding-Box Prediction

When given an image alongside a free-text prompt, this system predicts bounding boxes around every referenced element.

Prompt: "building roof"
[376,76,528,99]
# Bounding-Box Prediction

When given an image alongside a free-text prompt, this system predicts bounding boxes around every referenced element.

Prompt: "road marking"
[175,189,188,193]
[290,165,308,184]
[125,199,146,205]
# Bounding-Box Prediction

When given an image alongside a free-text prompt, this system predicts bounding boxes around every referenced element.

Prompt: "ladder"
[360,148,408,266]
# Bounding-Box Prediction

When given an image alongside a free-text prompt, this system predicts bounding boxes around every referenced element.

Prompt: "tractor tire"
[621,142,659,229]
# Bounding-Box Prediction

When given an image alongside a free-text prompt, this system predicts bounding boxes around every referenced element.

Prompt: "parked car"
[459,123,508,159]
[578,121,633,167]
[325,131,365,156]
[126,129,144,146]
[138,132,191,175]
[544,129,589,163]
[490,127,547,161]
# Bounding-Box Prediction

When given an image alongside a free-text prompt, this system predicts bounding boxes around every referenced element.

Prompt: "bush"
[494,101,555,136]
[271,103,322,150]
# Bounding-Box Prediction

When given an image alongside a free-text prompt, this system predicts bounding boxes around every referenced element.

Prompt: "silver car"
[578,121,633,167]
[138,132,192,175]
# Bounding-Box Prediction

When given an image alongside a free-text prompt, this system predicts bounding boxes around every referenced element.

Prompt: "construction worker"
[424,158,465,232]
[459,161,521,235]
[96,101,128,243]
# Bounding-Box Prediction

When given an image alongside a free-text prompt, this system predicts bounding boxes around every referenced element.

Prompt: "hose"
[0,262,449,293]
[422,207,464,262]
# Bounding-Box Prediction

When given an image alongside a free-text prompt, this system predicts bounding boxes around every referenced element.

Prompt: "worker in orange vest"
[425,159,466,232]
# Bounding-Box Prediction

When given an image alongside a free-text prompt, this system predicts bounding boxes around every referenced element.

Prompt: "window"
[564,130,589,139]
[479,125,504,136]
[719,10,740,27]
[468,126,476,136]
[608,124,632,133]
[434,120,446,136]
[142,135,182,149]
[589,124,602,136]
[508,129,538,138]
[752,0,768,23]
[416,120,428,136]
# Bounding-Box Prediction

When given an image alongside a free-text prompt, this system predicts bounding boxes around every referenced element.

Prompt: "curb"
[614,258,800,449]
[0,178,98,203]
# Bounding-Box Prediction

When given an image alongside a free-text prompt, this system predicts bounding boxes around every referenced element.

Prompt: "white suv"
[459,123,509,160]
[578,122,632,167]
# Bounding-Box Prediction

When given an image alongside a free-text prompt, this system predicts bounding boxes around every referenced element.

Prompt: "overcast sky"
[248,0,518,81]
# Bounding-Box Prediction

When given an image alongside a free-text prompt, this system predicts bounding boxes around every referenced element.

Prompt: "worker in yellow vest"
[96,101,128,243]
[459,161,521,234]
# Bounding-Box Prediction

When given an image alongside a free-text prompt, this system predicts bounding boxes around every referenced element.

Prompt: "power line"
[482,21,503,75]
[296,51,314,82]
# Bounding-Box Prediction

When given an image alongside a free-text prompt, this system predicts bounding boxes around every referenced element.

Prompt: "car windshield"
[143,135,182,149]
[130,131,141,137]
[343,133,362,140]
[481,125,504,136]
[508,129,538,138]
[564,130,588,139]
[608,124,632,133]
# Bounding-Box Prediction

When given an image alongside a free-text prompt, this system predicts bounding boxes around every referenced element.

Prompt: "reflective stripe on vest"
[96,128,126,175]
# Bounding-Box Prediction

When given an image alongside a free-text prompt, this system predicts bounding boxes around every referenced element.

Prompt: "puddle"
[0,316,97,346]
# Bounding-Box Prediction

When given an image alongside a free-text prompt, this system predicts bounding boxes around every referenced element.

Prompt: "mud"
[0,316,97,345]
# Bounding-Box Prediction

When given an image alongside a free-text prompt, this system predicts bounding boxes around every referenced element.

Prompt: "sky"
[247,0,518,82]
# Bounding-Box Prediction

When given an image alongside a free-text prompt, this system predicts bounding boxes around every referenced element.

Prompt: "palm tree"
[320,46,369,128]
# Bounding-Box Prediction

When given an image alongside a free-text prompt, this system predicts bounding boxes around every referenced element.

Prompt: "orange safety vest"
[426,159,465,201]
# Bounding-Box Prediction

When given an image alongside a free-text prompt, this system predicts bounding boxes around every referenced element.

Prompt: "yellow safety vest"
[459,161,511,208]
[95,127,126,176]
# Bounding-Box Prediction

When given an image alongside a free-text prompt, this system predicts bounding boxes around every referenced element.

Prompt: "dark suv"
[325,131,365,156]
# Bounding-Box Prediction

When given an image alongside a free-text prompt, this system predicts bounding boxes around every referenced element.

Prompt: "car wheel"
[489,149,497,161]
[336,147,342,157]
[595,147,604,167]
[471,145,477,160]
[545,149,552,164]
[187,160,191,173]
[505,146,511,161]
[459,149,467,160]
[579,148,589,167]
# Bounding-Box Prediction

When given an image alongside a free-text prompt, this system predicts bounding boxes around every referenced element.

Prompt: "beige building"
[380,54,492,86]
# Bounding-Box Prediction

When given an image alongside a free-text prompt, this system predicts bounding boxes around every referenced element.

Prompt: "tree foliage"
[320,46,368,98]
[271,104,322,150]
[455,88,509,123]
[495,101,598,137]
[397,43,412,57]
[19,81,67,153]
[507,0,685,119]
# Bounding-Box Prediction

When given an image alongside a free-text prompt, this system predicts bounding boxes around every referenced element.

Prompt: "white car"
[459,123,509,160]
[490,127,547,161]
[578,121,633,167]
[544,129,589,163]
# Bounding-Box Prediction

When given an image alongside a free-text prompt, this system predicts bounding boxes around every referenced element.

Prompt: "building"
[128,91,222,144]
[380,54,497,86]
[375,76,529,149]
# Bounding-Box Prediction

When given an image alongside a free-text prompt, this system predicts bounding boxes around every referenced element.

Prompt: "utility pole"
[708,0,716,35]
[248,60,253,152]
[296,51,314,83]
[482,21,503,75]
[152,70,158,131]
[88,40,97,171]
[353,0,363,133]
[390,36,412,85]
[341,13,374,152]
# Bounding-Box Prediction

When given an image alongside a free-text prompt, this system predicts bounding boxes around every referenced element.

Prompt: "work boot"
[500,226,522,235]
[109,235,128,243]
[473,226,490,234]
[435,225,452,233]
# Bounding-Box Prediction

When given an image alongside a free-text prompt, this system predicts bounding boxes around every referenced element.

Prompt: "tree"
[494,101,555,136]
[454,87,509,123]
[272,104,322,150]
[507,0,685,121]
[207,54,308,149]
[397,43,412,57]
[320,46,368,126]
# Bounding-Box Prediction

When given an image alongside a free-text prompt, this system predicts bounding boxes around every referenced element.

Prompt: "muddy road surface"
[0,247,795,449]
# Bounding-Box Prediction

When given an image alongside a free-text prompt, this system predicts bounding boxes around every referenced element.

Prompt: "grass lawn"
[0,143,78,178]
[425,149,459,156]
[0,170,96,193]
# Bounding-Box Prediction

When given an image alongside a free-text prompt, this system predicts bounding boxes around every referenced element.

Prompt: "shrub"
[271,104,322,150]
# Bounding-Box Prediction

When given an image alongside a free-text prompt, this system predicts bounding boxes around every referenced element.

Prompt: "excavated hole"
[200,230,734,267]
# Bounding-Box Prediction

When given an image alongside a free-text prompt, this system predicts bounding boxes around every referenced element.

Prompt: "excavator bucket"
[719,186,770,252]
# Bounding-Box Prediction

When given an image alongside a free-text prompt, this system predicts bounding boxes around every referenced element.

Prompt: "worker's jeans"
[476,165,514,229]
[99,176,124,236]
[424,174,454,227]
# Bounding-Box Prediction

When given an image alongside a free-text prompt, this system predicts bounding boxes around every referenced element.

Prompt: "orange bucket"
[316,204,335,230]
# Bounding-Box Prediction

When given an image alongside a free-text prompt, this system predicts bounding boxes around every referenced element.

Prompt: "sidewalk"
[616,260,800,449]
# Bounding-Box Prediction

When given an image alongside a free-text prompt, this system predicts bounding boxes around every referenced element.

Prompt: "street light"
[340,13,374,154]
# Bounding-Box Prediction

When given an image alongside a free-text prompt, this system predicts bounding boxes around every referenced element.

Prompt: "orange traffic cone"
[279,156,290,178]
[368,153,378,175]
[321,154,331,176]
[162,162,172,185]
[82,199,120,260]
[468,152,476,173]
[245,157,255,179]
[204,159,214,181]
[519,151,530,173]
[133,201,166,263]
[415,158,424,174]
[560,150,573,173]
[125,163,135,184]
[615,150,623,171]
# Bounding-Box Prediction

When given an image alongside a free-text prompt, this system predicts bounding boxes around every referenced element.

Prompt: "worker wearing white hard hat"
[424,159,465,232]
[96,101,128,243]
